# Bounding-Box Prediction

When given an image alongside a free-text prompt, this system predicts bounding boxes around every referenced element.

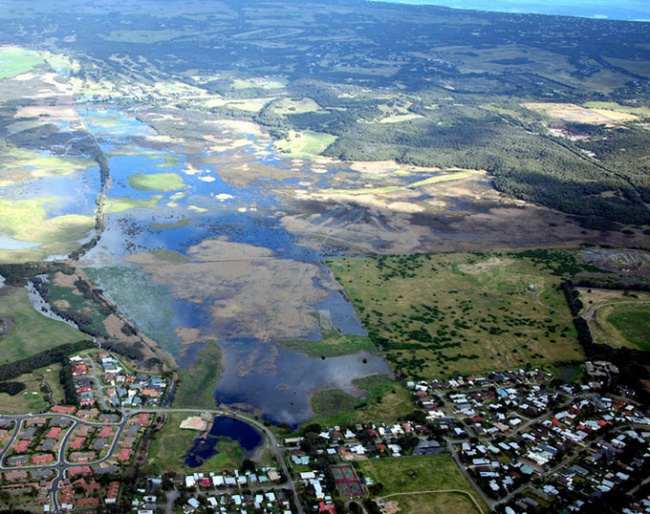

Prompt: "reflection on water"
[216,340,388,426]
[78,108,388,425]
[185,416,262,468]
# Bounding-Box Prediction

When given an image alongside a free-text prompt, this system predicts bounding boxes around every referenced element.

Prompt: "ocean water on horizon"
[368,0,650,21]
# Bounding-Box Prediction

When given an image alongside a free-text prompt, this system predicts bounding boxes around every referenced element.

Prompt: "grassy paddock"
[328,251,584,379]
[274,130,337,158]
[0,287,88,364]
[359,455,487,514]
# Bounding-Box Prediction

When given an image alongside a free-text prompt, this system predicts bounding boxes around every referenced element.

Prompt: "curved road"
[0,408,303,514]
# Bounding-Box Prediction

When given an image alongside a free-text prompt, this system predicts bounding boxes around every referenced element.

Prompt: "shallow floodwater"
[79,108,388,425]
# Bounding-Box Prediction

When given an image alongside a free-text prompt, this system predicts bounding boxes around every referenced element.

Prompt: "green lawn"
[328,251,584,379]
[0,287,89,364]
[359,455,487,514]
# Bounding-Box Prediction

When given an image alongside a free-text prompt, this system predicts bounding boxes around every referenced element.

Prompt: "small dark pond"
[184,416,262,468]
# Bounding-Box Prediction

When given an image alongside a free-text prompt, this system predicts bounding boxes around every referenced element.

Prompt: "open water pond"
[185,416,262,468]
[79,108,387,425]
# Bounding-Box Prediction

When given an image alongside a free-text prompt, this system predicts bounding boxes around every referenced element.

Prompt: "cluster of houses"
[99,352,168,408]
[70,352,169,409]
[174,468,291,514]
[406,363,650,512]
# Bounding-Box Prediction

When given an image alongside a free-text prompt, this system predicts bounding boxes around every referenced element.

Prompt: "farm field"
[359,455,488,514]
[328,251,584,379]
[0,286,88,364]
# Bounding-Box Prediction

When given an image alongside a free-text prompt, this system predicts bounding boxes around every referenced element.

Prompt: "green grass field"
[274,130,337,158]
[127,173,186,192]
[328,252,583,379]
[0,287,89,364]
[359,455,487,514]
[0,46,45,79]
[0,197,95,243]
[605,305,650,352]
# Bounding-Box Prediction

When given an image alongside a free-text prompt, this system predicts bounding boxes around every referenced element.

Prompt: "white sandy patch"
[215,193,234,202]
[199,176,216,182]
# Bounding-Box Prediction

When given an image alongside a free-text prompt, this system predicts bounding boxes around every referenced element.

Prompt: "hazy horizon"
[369,0,650,21]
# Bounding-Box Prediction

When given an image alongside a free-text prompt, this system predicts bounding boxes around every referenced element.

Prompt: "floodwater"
[79,108,389,425]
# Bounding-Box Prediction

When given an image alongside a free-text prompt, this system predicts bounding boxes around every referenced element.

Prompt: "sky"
[369,0,650,21]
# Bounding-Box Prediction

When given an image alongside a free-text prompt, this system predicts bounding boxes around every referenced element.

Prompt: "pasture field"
[522,102,638,124]
[274,130,337,159]
[582,101,650,119]
[328,251,584,379]
[0,286,88,364]
[0,46,44,79]
[359,455,487,514]
[580,288,650,351]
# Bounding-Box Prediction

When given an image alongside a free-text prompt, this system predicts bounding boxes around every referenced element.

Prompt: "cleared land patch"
[274,130,337,158]
[359,455,487,514]
[328,251,583,379]
[522,102,639,124]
